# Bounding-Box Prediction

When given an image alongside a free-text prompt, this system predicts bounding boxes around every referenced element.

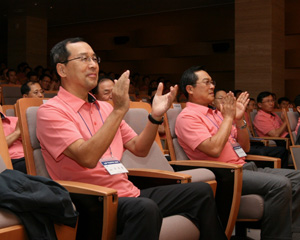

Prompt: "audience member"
[39,74,52,91]
[232,89,242,98]
[253,91,289,148]
[214,90,288,167]
[294,94,300,145]
[0,68,8,84]
[36,38,226,240]
[1,109,26,173]
[91,76,114,101]
[6,69,20,84]
[278,97,291,110]
[34,65,44,77]
[26,71,39,82]
[175,66,300,240]
[21,81,44,98]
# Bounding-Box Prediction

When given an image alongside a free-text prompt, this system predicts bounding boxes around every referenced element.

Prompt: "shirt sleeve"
[176,113,212,151]
[120,120,137,145]
[254,113,277,135]
[36,104,83,160]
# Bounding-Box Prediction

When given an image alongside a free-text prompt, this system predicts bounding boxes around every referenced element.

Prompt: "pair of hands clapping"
[218,91,250,121]
[112,70,178,117]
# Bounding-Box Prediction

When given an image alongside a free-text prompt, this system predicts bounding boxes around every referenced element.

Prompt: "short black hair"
[6,69,16,78]
[50,37,85,79]
[180,66,206,99]
[21,81,36,95]
[257,91,273,103]
[26,71,38,79]
[278,97,290,105]
[39,74,52,81]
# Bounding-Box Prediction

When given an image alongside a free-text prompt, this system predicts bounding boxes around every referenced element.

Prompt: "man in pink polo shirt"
[36,38,226,240]
[253,91,288,138]
[175,66,300,240]
[1,110,26,173]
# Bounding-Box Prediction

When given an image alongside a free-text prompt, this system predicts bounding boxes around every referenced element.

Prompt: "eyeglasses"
[61,55,101,64]
[196,79,216,87]
[261,100,275,104]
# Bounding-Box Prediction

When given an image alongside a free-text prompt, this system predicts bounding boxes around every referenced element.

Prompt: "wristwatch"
[148,114,164,125]
[237,120,247,129]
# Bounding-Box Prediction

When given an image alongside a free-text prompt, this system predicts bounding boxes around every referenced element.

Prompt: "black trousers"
[247,144,289,168]
[117,182,227,240]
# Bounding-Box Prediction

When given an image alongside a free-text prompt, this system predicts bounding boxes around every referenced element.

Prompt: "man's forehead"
[67,41,94,55]
[195,70,211,80]
[216,91,226,97]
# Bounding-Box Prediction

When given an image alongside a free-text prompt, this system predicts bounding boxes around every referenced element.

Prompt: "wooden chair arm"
[253,137,289,149]
[169,160,243,170]
[169,160,242,239]
[56,180,117,240]
[56,180,118,196]
[127,168,191,183]
[246,155,281,168]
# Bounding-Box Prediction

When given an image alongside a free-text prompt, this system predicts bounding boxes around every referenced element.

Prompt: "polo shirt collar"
[258,109,275,117]
[57,86,99,113]
[186,102,215,115]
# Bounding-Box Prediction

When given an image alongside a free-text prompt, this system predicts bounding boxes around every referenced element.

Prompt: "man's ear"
[57,63,66,78]
[257,102,262,109]
[23,94,28,98]
[186,85,193,95]
[297,106,300,113]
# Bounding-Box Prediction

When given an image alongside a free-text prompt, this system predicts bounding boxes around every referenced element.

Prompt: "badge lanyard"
[205,113,236,142]
[205,112,247,157]
[78,103,113,157]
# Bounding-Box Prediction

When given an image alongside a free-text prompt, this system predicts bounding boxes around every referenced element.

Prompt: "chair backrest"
[249,110,258,136]
[16,98,50,177]
[165,108,189,161]
[121,103,174,172]
[290,145,300,170]
[1,84,22,105]
[2,105,15,116]
[285,110,299,146]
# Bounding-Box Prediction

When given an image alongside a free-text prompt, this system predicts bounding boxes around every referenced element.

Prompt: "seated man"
[214,90,288,167]
[278,96,291,110]
[39,74,52,91]
[253,91,288,138]
[176,66,300,240]
[253,91,289,148]
[21,81,44,98]
[294,94,300,145]
[91,76,114,101]
[1,109,26,173]
[6,69,20,85]
[36,38,226,240]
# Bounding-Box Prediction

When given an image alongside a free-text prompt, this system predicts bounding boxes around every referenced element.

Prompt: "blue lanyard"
[205,112,236,140]
[78,103,113,157]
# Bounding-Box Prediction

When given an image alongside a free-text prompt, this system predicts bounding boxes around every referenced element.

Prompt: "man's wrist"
[236,119,247,129]
[148,113,164,125]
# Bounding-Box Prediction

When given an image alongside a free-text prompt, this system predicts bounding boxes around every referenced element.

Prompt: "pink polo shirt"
[36,87,139,197]
[295,117,300,135]
[1,113,24,159]
[253,110,288,137]
[175,102,246,165]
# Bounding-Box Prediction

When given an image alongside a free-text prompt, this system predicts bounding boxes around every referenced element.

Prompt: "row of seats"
[0,84,57,105]
[1,98,284,239]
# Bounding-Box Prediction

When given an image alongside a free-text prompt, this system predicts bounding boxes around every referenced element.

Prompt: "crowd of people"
[1,37,300,240]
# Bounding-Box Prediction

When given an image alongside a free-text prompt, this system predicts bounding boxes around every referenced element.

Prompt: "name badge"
[101,159,128,175]
[231,142,247,158]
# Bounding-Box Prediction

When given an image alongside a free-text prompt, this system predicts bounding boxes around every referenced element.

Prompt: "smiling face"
[59,41,99,97]
[258,95,275,113]
[187,70,215,106]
